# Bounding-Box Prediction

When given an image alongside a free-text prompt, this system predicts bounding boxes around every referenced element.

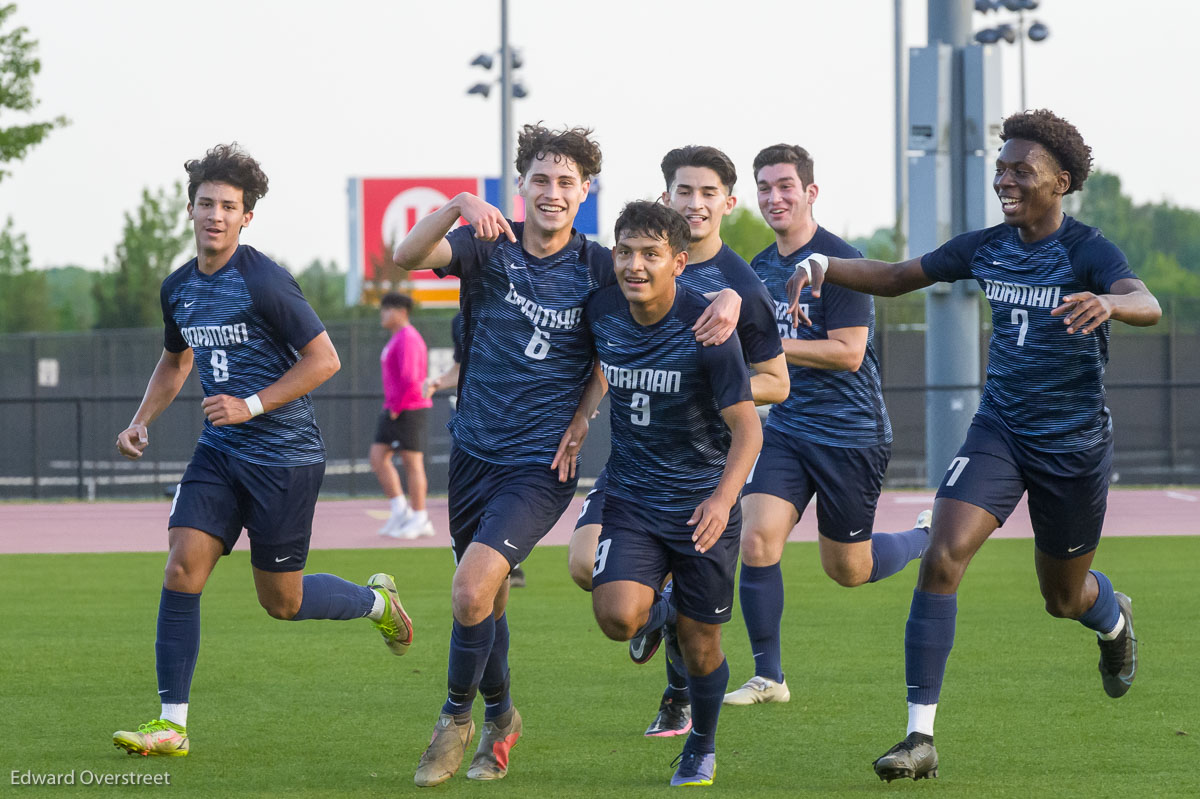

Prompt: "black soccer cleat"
[873,732,938,782]
[629,624,663,664]
[1098,591,1138,698]
[644,697,692,737]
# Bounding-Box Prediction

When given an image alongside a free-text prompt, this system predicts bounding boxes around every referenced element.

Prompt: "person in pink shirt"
[372,292,435,539]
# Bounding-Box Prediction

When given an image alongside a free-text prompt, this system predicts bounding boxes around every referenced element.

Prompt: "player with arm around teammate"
[788,110,1160,781]
[112,144,413,757]
[589,201,762,787]
[724,144,931,708]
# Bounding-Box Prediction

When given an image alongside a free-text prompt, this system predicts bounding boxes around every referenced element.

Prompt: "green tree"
[720,207,774,262]
[295,258,358,322]
[93,183,191,329]
[0,3,68,182]
[0,215,50,331]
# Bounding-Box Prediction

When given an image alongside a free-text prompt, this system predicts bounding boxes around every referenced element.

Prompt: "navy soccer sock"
[634,593,675,640]
[739,562,785,682]
[443,616,496,717]
[480,613,512,720]
[868,527,929,583]
[1077,570,1120,634]
[291,573,375,620]
[156,587,201,705]
[663,630,690,703]
[683,658,729,756]
[904,590,957,705]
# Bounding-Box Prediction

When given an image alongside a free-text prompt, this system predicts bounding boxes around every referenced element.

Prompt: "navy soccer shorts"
[574,467,607,530]
[447,444,577,567]
[168,443,325,572]
[935,414,1113,559]
[373,407,429,453]
[743,427,890,543]
[592,496,741,625]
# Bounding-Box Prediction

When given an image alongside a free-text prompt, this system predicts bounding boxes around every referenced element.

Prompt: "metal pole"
[499,0,514,220]
[924,0,981,487]
[894,0,908,258]
[1018,9,1027,110]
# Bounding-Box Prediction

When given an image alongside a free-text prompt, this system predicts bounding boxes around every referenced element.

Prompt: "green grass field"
[2,537,1198,797]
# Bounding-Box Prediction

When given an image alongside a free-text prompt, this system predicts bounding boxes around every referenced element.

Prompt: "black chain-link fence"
[3,298,1197,501]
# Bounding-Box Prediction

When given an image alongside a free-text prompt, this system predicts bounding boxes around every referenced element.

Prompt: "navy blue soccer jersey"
[753,229,892,447]
[437,222,615,465]
[587,285,753,514]
[676,244,783,365]
[160,245,327,467]
[921,215,1138,451]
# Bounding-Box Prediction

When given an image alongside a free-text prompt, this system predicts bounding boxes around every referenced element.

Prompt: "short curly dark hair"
[613,201,690,256]
[184,143,269,211]
[515,124,602,181]
[999,110,1092,195]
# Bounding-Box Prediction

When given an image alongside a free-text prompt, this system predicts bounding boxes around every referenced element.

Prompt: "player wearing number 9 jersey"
[786,111,1161,782]
[112,144,414,760]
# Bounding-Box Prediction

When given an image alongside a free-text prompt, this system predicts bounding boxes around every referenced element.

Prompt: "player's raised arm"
[116,348,195,460]
[688,400,762,553]
[1051,277,1162,334]
[393,192,516,273]
[202,331,340,427]
[785,254,933,327]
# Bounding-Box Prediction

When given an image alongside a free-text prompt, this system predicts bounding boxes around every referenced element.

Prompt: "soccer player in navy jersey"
[788,110,1161,782]
[393,125,740,786]
[588,201,762,787]
[567,145,787,737]
[111,144,413,758]
[724,144,931,708]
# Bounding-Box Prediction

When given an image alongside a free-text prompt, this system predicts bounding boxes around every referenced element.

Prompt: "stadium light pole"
[894,0,908,258]
[974,0,1050,111]
[467,0,527,219]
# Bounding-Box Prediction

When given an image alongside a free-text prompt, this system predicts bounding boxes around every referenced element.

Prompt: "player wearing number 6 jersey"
[786,110,1161,782]
[112,144,413,759]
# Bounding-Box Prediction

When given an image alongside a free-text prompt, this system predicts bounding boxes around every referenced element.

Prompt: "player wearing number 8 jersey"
[112,144,413,759]
[787,110,1161,782]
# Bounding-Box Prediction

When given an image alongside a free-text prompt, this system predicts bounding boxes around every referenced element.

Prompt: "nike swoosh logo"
[906,684,921,689]
[992,261,1002,266]
[275,555,292,562]
[184,300,196,307]
[503,539,518,549]
[849,529,864,537]
[630,639,647,658]
[507,262,527,270]
[158,689,169,694]
[715,606,730,614]
[1067,543,1085,553]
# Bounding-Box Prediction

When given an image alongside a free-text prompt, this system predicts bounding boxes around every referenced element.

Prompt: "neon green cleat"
[113,719,189,757]
[368,573,413,655]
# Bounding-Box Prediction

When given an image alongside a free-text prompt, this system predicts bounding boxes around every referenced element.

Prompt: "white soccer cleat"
[722,676,790,706]
[395,515,436,540]
[378,509,412,537]
[916,509,933,531]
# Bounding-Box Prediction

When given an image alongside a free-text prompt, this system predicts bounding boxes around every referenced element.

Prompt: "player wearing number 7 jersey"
[112,144,413,759]
[786,110,1161,782]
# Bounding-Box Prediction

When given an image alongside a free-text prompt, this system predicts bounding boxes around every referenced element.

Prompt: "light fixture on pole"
[974,0,1050,111]
[465,0,527,219]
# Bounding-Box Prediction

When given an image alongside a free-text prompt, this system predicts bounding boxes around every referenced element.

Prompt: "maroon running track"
[0,488,1195,556]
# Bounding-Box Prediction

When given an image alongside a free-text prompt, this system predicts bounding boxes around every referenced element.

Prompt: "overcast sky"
[3,0,1198,274]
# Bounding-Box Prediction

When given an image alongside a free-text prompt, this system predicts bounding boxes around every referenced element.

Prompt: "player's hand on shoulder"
[693,288,740,347]
[1051,291,1113,335]
[687,496,733,553]
[115,423,149,460]
[201,394,255,426]
[456,193,517,243]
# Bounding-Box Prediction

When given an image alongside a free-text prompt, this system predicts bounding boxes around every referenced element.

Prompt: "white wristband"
[800,252,828,281]
[244,393,265,418]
